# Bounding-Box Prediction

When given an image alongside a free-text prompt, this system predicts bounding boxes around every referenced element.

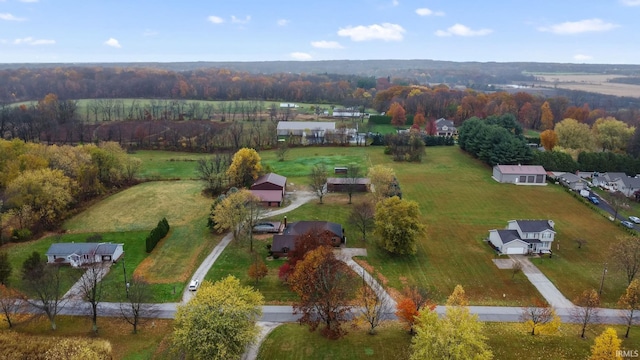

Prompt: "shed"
[250,173,287,207]
[492,165,547,185]
[326,177,370,192]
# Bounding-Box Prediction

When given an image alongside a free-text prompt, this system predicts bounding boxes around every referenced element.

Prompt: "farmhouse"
[492,164,547,185]
[45,242,124,268]
[488,220,556,255]
[271,221,345,257]
[435,118,457,137]
[250,172,287,207]
[326,177,370,192]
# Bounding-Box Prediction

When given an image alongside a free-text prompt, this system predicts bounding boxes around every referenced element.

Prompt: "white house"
[558,173,586,191]
[488,220,556,254]
[46,242,124,268]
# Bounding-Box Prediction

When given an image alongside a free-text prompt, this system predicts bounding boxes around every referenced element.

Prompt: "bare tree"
[21,252,68,331]
[571,289,601,338]
[348,200,375,242]
[196,154,231,195]
[120,275,155,334]
[607,191,629,222]
[512,260,523,279]
[358,271,392,334]
[610,235,640,285]
[276,139,290,162]
[520,299,558,335]
[309,164,328,204]
[77,262,106,333]
[344,163,361,204]
[245,194,267,253]
[0,285,25,328]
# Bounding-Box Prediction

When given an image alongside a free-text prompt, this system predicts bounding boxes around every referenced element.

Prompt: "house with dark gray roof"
[46,242,124,268]
[488,220,556,255]
[271,221,345,257]
[435,118,457,137]
[557,173,586,191]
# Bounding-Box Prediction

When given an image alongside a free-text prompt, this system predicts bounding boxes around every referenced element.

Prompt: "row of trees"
[374,85,640,130]
[541,117,636,155]
[0,139,141,240]
[458,114,533,166]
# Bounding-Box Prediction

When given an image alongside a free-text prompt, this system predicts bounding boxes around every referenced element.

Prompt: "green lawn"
[261,146,373,186]
[204,240,298,303]
[370,124,408,134]
[129,150,211,180]
[258,321,640,360]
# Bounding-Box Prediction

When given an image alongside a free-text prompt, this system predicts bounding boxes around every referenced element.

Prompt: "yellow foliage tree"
[212,189,257,242]
[589,327,622,360]
[227,148,263,188]
[367,165,396,203]
[173,276,263,360]
[540,129,558,151]
[619,279,640,338]
[411,285,492,360]
[540,101,554,130]
[592,116,635,152]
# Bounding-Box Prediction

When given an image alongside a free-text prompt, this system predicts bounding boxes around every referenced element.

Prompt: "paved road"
[510,255,574,309]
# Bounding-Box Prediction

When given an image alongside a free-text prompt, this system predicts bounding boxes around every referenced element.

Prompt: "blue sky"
[1,0,640,64]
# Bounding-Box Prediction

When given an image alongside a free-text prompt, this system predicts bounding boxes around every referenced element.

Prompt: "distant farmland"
[532,73,640,98]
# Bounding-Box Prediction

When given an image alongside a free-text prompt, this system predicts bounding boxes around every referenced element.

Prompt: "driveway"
[510,255,574,309]
[182,190,316,303]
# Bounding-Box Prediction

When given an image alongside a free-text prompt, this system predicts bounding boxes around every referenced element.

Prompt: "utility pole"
[599,263,608,295]
[122,256,129,298]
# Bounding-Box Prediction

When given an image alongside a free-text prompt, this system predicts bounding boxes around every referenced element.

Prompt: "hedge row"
[145,218,170,253]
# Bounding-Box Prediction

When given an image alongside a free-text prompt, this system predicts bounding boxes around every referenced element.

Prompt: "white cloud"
[207,15,224,24]
[435,24,492,37]
[311,40,344,49]
[13,37,54,45]
[104,38,121,48]
[392,0,399,6]
[290,52,312,60]
[538,18,618,34]
[415,8,445,16]
[277,19,289,26]
[0,13,26,21]
[621,0,640,6]
[338,23,405,41]
[574,54,593,61]
[231,15,251,24]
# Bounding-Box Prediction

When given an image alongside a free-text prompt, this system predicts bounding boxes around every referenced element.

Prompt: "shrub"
[11,228,32,242]
[145,218,170,253]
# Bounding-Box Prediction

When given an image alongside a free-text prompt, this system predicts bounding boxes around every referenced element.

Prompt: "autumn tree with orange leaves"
[389,102,407,127]
[540,101,554,131]
[540,129,558,151]
[289,246,357,339]
[396,286,434,334]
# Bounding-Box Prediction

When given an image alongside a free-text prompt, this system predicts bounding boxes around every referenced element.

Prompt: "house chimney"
[284,216,287,227]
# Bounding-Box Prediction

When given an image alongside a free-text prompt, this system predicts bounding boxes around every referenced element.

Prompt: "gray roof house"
[488,220,556,254]
[46,242,124,268]
[612,176,640,197]
[435,118,457,136]
[558,173,585,191]
[271,221,345,257]
[492,165,547,185]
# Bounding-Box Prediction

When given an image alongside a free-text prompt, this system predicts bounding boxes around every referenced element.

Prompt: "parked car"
[621,220,635,229]
[630,216,640,224]
[252,222,278,233]
[188,279,200,291]
[589,196,600,205]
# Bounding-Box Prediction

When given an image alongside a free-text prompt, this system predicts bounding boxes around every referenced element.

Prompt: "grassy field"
[61,180,217,301]
[0,315,173,360]
[261,146,373,186]
[258,321,640,360]
[532,73,640,98]
[130,150,211,180]
[258,145,632,306]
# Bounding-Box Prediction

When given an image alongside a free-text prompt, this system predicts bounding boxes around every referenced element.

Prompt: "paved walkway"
[510,255,575,309]
[241,322,281,360]
[63,264,111,300]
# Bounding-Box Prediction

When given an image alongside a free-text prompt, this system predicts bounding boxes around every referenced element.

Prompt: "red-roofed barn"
[250,173,287,207]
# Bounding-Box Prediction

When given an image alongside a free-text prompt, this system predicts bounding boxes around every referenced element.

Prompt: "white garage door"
[505,247,526,254]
